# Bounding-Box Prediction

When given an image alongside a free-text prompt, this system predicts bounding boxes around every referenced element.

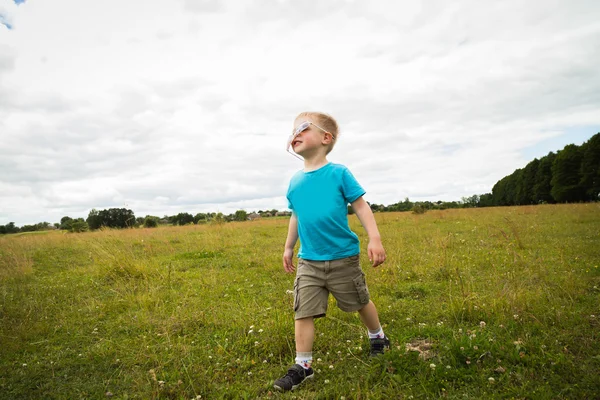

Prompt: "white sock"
[368,326,384,339]
[295,352,313,369]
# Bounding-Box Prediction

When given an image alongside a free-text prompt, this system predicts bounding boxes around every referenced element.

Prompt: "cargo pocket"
[352,272,370,305]
[293,276,300,312]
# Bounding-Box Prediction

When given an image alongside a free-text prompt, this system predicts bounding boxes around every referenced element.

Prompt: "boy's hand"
[283,248,295,273]
[367,239,386,267]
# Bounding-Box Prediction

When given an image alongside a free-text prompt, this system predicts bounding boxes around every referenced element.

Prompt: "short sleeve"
[286,181,294,210]
[341,167,365,204]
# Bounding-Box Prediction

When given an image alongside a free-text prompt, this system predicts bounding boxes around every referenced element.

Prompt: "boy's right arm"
[283,213,299,273]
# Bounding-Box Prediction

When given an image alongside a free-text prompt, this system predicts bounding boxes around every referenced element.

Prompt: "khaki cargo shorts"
[293,254,370,320]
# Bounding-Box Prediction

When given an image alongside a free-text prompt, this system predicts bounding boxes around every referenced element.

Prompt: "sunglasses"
[286,121,334,160]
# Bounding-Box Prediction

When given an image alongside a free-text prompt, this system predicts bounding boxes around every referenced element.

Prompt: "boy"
[274,112,389,392]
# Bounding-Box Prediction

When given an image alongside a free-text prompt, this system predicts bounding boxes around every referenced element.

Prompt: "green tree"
[579,132,600,200]
[87,208,136,230]
[519,159,539,205]
[143,216,159,228]
[60,216,74,230]
[3,222,19,234]
[70,219,89,233]
[551,144,585,202]
[492,176,510,206]
[233,210,248,222]
[478,193,494,207]
[87,209,102,230]
[173,212,194,225]
[194,213,208,224]
[533,152,556,203]
[461,195,480,208]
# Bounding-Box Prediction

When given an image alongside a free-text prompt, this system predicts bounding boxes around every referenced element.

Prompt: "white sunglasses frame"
[286,121,334,160]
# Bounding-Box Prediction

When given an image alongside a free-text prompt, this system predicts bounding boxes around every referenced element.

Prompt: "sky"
[1,0,599,226]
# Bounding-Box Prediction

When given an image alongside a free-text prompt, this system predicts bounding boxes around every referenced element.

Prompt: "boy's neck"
[303,153,329,172]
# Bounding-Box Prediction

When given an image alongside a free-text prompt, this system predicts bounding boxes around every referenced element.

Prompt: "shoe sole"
[273,373,314,392]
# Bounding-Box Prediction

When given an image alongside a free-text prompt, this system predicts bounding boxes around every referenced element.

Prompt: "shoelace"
[284,367,303,381]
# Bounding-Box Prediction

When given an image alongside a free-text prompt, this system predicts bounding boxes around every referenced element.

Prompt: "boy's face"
[289,117,332,158]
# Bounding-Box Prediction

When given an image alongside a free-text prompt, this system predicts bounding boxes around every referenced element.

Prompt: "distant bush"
[143,216,159,228]
[70,219,89,233]
[412,204,427,214]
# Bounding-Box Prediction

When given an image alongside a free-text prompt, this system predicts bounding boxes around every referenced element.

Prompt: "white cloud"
[1,0,600,225]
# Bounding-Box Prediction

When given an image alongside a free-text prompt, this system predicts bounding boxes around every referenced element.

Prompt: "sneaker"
[369,335,390,357]
[273,364,314,392]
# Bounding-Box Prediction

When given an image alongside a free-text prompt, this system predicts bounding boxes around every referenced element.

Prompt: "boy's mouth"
[292,139,302,147]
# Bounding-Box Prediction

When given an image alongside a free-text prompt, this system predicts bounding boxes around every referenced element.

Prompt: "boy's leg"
[274,317,316,392]
[295,317,315,368]
[357,300,381,332]
[295,317,315,353]
[358,301,390,356]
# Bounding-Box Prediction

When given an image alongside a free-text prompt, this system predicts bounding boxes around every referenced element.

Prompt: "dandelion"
[480,321,486,328]
[488,377,495,383]
[513,314,519,320]
[406,317,411,321]
[446,365,451,369]
[247,372,252,376]
[263,360,267,363]
[436,322,443,327]
[473,346,478,350]
[22,363,27,367]
[466,360,471,365]
[429,363,436,369]
[248,329,254,334]
[324,379,330,384]
[458,328,463,333]
[258,329,264,333]
[346,339,351,343]
[329,365,334,369]
[460,347,465,351]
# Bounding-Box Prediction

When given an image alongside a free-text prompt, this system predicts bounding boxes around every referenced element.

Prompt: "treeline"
[489,132,599,206]
[2,132,597,234]
[0,208,293,234]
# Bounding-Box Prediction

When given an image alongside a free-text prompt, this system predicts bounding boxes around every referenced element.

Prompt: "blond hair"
[295,111,339,154]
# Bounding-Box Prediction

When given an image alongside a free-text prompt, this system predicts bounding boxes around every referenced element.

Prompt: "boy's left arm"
[351,196,386,267]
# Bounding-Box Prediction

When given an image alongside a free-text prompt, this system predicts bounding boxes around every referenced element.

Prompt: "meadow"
[0,204,599,399]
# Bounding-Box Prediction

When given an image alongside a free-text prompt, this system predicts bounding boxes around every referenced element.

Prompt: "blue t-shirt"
[286,162,366,261]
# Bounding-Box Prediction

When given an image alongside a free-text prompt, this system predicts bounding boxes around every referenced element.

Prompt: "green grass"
[1,204,599,399]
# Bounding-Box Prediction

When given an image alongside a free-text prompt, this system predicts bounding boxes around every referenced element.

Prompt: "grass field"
[1,204,599,399]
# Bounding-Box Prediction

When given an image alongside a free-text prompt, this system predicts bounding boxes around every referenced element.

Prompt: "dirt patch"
[405,338,436,360]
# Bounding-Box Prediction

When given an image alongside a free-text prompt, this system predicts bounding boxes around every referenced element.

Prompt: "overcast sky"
[1,0,599,226]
